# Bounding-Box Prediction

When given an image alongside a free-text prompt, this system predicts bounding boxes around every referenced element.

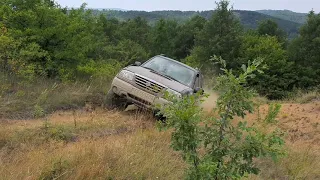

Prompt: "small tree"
[158,58,284,179]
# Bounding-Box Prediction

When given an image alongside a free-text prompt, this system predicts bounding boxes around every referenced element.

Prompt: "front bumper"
[110,77,169,109]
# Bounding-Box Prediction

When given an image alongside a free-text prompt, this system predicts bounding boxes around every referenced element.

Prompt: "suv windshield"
[142,57,196,87]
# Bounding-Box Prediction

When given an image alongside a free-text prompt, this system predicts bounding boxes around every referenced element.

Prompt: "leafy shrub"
[77,60,122,80]
[158,59,285,179]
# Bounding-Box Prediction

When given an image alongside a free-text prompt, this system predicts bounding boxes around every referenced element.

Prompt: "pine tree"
[257,19,287,45]
[151,19,178,57]
[188,0,243,72]
[288,11,320,88]
[174,15,206,60]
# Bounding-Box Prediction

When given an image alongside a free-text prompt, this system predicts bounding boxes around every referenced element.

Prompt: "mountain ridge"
[92,9,302,38]
[256,10,308,24]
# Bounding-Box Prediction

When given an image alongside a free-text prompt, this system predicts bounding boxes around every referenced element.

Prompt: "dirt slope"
[259,101,320,149]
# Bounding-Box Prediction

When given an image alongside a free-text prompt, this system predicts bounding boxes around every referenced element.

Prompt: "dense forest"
[0,0,319,100]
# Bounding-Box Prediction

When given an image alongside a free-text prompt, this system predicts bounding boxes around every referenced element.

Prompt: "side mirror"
[194,87,204,95]
[134,61,141,66]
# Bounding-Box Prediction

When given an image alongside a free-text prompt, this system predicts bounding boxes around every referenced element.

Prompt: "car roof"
[145,55,199,73]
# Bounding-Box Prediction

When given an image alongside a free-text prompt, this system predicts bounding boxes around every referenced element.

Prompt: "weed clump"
[40,159,70,180]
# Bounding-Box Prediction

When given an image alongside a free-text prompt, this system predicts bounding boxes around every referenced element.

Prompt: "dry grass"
[0,72,111,119]
[1,131,185,180]
[0,109,186,180]
[249,145,320,180]
[248,90,320,106]
[274,90,320,104]
[292,91,320,104]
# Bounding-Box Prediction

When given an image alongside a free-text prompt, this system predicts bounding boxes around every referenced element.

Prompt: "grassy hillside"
[95,9,302,37]
[257,10,307,24]
[1,97,320,179]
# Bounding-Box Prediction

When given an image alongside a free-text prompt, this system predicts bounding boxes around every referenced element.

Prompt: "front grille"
[135,75,166,94]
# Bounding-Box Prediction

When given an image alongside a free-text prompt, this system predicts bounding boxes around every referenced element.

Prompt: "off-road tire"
[105,89,128,111]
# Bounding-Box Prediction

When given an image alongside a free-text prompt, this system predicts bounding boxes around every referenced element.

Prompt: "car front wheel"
[105,89,128,110]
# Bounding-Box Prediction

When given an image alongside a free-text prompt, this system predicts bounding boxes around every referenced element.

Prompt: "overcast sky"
[56,0,319,13]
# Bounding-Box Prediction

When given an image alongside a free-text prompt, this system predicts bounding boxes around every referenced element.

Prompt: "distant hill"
[93,9,302,38]
[256,10,308,24]
[234,10,301,38]
[92,8,127,11]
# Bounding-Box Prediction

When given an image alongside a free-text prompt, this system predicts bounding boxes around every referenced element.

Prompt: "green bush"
[158,58,285,179]
[240,34,295,99]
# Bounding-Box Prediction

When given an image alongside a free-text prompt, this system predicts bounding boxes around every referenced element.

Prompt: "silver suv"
[106,55,204,110]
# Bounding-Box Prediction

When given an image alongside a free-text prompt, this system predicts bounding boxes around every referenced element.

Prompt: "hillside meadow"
[1,93,319,179]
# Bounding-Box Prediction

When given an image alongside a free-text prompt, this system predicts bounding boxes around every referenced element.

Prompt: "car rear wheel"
[105,89,128,110]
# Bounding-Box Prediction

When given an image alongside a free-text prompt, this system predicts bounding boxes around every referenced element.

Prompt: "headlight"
[117,70,135,81]
[166,88,182,98]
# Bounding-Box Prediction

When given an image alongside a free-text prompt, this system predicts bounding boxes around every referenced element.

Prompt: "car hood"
[125,66,192,93]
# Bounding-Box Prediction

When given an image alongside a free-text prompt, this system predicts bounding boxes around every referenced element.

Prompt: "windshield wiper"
[142,66,154,72]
